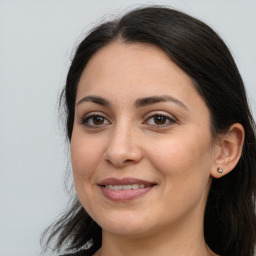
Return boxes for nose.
[103,124,143,167]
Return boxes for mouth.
[103,184,152,190]
[98,177,157,201]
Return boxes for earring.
[217,167,223,173]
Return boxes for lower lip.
[100,186,154,201]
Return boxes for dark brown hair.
[42,6,256,256]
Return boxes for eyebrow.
[135,95,188,110]
[76,95,110,106]
[76,95,188,110]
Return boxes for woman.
[42,6,256,256]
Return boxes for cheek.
[149,132,213,188]
[70,133,104,212]
[70,132,102,182]
[148,134,213,218]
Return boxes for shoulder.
[60,249,91,256]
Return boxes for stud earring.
[217,167,224,173]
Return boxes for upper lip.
[98,177,156,186]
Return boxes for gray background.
[0,0,255,256]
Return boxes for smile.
[104,184,150,190]
[99,178,156,201]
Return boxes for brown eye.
[82,114,110,127]
[154,115,167,125]
[144,114,176,128]
[93,116,105,125]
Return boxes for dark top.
[60,250,90,256]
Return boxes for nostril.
[105,158,135,168]
[124,159,133,163]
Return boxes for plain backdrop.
[0,0,255,256]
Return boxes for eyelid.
[143,111,177,127]
[144,111,176,121]
[81,111,111,127]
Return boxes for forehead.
[76,41,206,112]
[79,42,191,91]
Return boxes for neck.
[100,216,211,256]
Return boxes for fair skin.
[71,41,244,256]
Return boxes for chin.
[95,213,154,237]
[102,224,152,238]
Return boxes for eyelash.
[80,112,176,129]
[143,113,176,128]
[81,112,111,128]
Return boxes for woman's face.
[71,41,217,238]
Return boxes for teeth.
[132,184,139,189]
[123,185,131,190]
[105,184,146,190]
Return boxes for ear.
[211,123,245,178]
